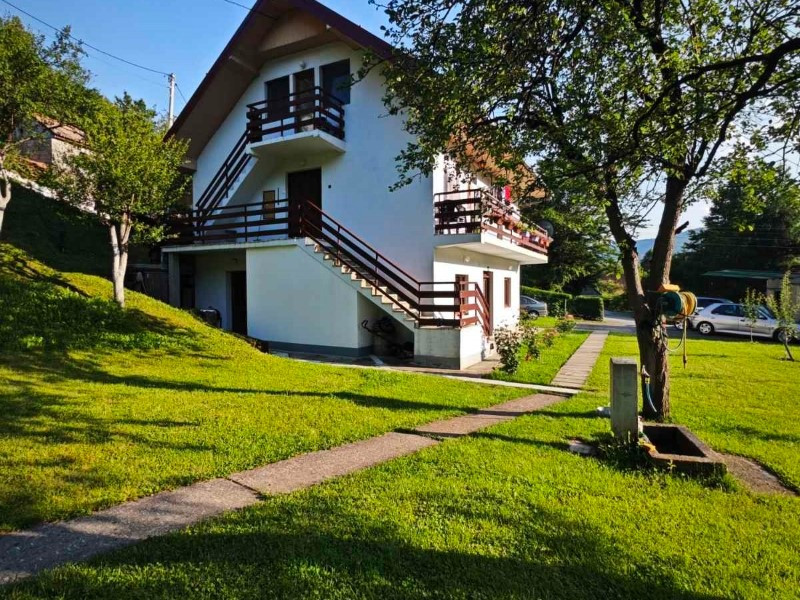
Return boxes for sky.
[2,0,708,238]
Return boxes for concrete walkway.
[0,333,608,585]
[550,331,608,389]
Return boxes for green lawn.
[600,333,800,490]
[9,334,800,599]
[487,328,589,385]
[0,242,526,532]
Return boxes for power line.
[0,0,170,77]
[175,83,189,104]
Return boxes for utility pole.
[167,73,176,127]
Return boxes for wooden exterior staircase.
[298,201,491,335]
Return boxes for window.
[321,60,351,104]
[504,277,512,308]
[262,190,277,221]
[711,304,742,317]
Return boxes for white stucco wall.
[433,246,521,331]
[245,243,373,354]
[194,251,246,330]
[193,42,436,280]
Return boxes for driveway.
[576,310,636,334]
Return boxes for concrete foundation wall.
[245,244,370,353]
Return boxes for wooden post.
[610,358,639,443]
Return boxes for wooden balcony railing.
[433,189,550,254]
[171,199,290,245]
[170,198,492,334]
[246,87,345,143]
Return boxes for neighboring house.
[18,115,86,171]
[164,0,550,368]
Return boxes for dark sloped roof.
[167,0,393,159]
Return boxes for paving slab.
[229,432,438,494]
[0,478,259,585]
[551,331,608,389]
[720,453,798,496]
[414,394,563,438]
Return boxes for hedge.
[521,285,605,320]
[521,286,571,306]
[571,295,605,321]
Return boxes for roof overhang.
[167,0,393,161]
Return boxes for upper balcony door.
[293,69,316,133]
[265,76,290,124]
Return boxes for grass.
[0,242,528,532]
[9,334,800,599]
[599,333,800,490]
[487,325,588,385]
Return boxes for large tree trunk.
[603,171,687,420]
[109,214,132,307]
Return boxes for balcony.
[170,198,293,247]
[433,189,550,264]
[245,87,346,159]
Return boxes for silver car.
[520,295,548,318]
[689,302,792,342]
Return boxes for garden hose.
[640,366,658,416]
[656,290,696,367]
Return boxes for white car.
[689,303,793,342]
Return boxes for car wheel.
[673,320,685,331]
[696,322,714,336]
[774,329,790,344]
[528,310,539,319]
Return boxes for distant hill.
[636,229,696,256]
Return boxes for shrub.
[541,329,558,348]
[556,316,577,333]
[520,320,541,361]
[571,295,605,320]
[493,325,523,373]
[604,292,630,311]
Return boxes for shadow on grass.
[4,353,480,416]
[9,501,726,599]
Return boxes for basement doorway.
[229,271,247,335]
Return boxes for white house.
[164,0,550,368]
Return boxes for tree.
[521,165,617,294]
[0,16,91,235]
[680,153,800,283]
[49,95,188,306]
[742,288,764,343]
[766,271,800,361]
[372,0,800,419]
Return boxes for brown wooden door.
[265,76,290,122]
[483,270,493,327]
[230,271,247,335]
[288,168,322,236]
